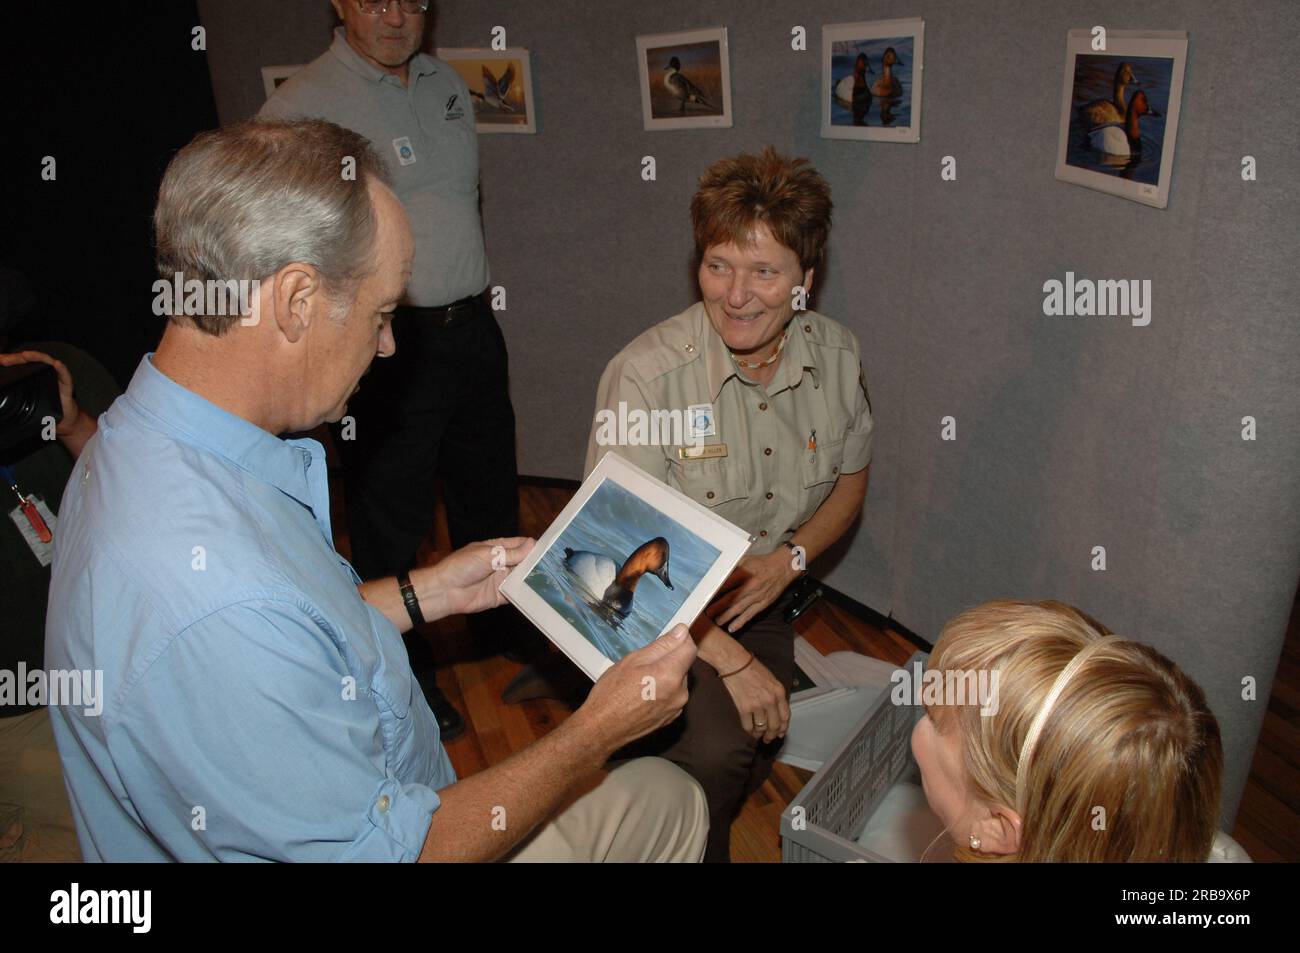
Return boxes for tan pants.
[504,757,707,862]
[0,707,82,862]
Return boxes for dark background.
[0,0,219,384]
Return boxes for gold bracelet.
[719,652,755,679]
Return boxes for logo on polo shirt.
[392,136,416,166]
[444,93,465,121]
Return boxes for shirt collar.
[696,302,820,400]
[121,355,324,519]
[329,26,437,85]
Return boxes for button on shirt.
[259,27,488,307]
[584,303,874,554]
[44,355,454,861]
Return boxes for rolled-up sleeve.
[841,336,875,474]
[108,600,441,862]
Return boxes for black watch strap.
[397,571,424,628]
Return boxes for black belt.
[398,293,482,327]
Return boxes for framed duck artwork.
[501,452,751,681]
[635,27,733,131]
[435,47,537,134]
[821,18,925,142]
[260,64,303,101]
[1054,29,1188,208]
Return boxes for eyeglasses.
[356,0,428,15]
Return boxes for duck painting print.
[501,453,751,681]
[1055,30,1187,208]
[436,47,537,134]
[636,27,732,131]
[821,19,925,142]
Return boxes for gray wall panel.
[197,0,1300,828]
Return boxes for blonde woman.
[911,600,1228,862]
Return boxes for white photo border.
[500,451,752,681]
[821,18,925,143]
[635,26,733,131]
[1053,29,1188,209]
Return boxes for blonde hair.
[927,601,1222,862]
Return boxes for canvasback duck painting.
[870,47,904,100]
[834,52,874,107]
[1087,89,1159,156]
[1077,61,1138,127]
[563,537,673,617]
[663,56,713,113]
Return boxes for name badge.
[8,493,56,566]
[392,137,417,166]
[687,403,716,439]
[678,444,728,460]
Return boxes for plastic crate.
[781,651,929,863]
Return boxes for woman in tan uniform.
[583,148,874,861]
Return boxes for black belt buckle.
[438,295,479,327]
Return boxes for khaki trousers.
[0,707,82,862]
[504,757,707,862]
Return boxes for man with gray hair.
[44,119,706,862]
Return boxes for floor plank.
[330,468,1299,862]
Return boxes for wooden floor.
[331,471,1299,862]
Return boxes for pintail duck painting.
[663,56,713,113]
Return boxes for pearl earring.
[969,834,982,851]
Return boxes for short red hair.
[690,147,833,272]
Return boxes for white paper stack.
[778,640,904,771]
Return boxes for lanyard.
[0,463,52,544]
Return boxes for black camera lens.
[0,362,62,453]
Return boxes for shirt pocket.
[800,437,845,517]
[669,454,750,508]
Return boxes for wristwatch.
[397,570,425,628]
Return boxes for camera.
[0,362,62,454]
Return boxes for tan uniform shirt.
[584,302,873,555]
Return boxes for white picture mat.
[821,18,925,143]
[1053,29,1188,209]
[635,26,733,131]
[436,47,537,134]
[500,451,752,681]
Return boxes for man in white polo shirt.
[260,1,524,738]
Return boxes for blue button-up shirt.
[45,355,455,861]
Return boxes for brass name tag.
[678,443,728,460]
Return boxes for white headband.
[1015,635,1122,810]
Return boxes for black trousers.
[613,596,797,863]
[335,295,520,652]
